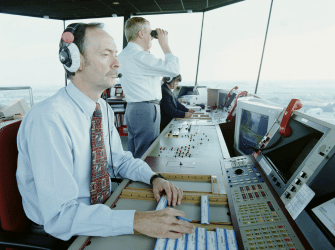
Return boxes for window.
[0,14,64,105]
[197,0,271,92]
[257,0,335,124]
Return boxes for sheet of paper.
[312,197,335,237]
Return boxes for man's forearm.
[161,45,172,54]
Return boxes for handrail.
[0,86,34,107]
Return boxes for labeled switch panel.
[226,165,264,187]
[240,222,305,250]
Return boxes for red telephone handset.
[227,91,248,121]
[279,99,303,137]
[227,86,238,98]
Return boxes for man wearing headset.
[118,17,180,159]
[16,23,194,244]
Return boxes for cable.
[104,90,117,179]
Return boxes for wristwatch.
[150,173,166,185]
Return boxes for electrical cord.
[104,91,117,179]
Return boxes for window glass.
[136,13,203,86]
[0,14,64,105]
[197,0,271,92]
[258,0,335,124]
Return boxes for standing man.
[16,22,194,243]
[118,17,180,158]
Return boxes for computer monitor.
[217,89,229,109]
[254,111,335,249]
[174,86,196,99]
[224,92,237,109]
[234,97,284,156]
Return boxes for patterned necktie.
[90,103,110,204]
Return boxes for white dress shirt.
[118,42,180,102]
[16,82,156,240]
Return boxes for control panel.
[149,124,223,159]
[226,165,264,187]
[225,156,306,249]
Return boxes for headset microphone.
[117,73,122,78]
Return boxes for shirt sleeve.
[176,100,189,112]
[22,114,138,240]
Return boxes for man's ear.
[138,30,144,39]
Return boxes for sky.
[0,0,334,91]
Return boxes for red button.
[278,225,283,228]
[285,238,291,242]
[289,248,296,250]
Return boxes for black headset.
[59,23,81,72]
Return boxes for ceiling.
[0,0,243,20]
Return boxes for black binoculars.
[150,30,158,39]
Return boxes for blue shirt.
[118,42,180,102]
[16,82,156,240]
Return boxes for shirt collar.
[66,81,97,120]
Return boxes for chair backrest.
[0,120,29,232]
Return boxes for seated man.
[16,22,194,243]
[160,75,195,131]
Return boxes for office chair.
[0,121,68,250]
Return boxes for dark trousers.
[125,102,160,158]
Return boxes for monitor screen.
[176,86,194,98]
[225,92,236,108]
[238,109,269,155]
[218,92,227,109]
[262,120,323,183]
[234,97,284,156]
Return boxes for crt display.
[218,92,227,109]
[263,120,323,183]
[224,93,237,108]
[238,109,269,155]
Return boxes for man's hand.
[185,112,193,118]
[152,178,183,207]
[133,208,195,239]
[189,109,195,113]
[156,28,172,54]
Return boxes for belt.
[141,100,160,105]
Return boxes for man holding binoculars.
[118,17,180,158]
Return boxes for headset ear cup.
[64,43,80,73]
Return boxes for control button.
[272,176,277,182]
[289,185,296,192]
[276,182,281,188]
[234,168,244,175]
[299,171,307,178]
[284,191,291,199]
[294,178,301,185]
